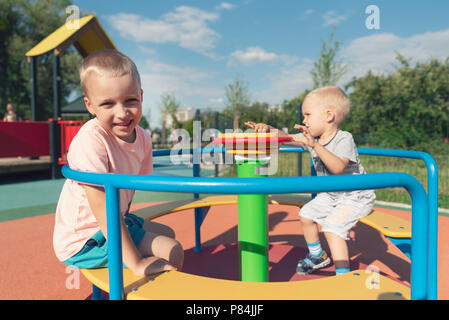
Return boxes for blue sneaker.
[296,252,331,275]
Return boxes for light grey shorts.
[299,191,375,240]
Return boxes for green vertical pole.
[236,155,269,282]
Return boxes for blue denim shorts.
[63,213,146,269]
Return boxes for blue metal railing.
[358,148,438,300]
[279,146,438,299]
[63,166,430,300]
[61,146,438,300]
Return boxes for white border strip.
[375,200,449,214]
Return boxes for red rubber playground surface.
[1,198,449,300]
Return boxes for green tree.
[310,26,348,88]
[159,92,181,144]
[344,54,449,152]
[280,90,310,131]
[159,92,181,128]
[238,101,269,127]
[0,0,83,120]
[138,107,151,130]
[138,115,149,130]
[224,74,251,130]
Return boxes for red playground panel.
[0,121,50,157]
[58,120,85,164]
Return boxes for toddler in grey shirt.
[246,86,375,276]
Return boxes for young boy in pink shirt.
[53,49,184,276]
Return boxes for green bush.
[343,55,449,151]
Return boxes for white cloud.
[299,9,315,22]
[399,29,449,61]
[229,46,277,65]
[142,59,221,100]
[209,97,224,104]
[305,9,314,15]
[216,2,235,11]
[106,6,220,57]
[139,59,223,128]
[137,45,158,56]
[322,10,347,27]
[340,33,399,79]
[134,18,449,128]
[341,28,449,80]
[259,28,449,106]
[145,59,212,82]
[228,46,298,66]
[251,58,314,106]
[279,54,300,66]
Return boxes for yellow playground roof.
[25,15,116,57]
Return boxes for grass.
[218,150,449,209]
[359,153,448,209]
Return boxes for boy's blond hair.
[80,49,141,97]
[304,86,350,124]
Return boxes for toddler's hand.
[294,124,316,148]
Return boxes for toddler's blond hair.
[80,49,141,97]
[304,86,350,124]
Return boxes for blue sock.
[307,240,324,257]
[336,267,350,275]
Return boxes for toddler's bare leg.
[300,216,320,244]
[324,232,349,269]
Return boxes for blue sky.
[72,0,449,129]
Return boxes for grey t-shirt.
[298,129,375,199]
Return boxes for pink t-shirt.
[53,118,153,262]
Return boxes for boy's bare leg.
[137,232,184,273]
[135,256,178,275]
[137,222,184,274]
[143,220,176,238]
